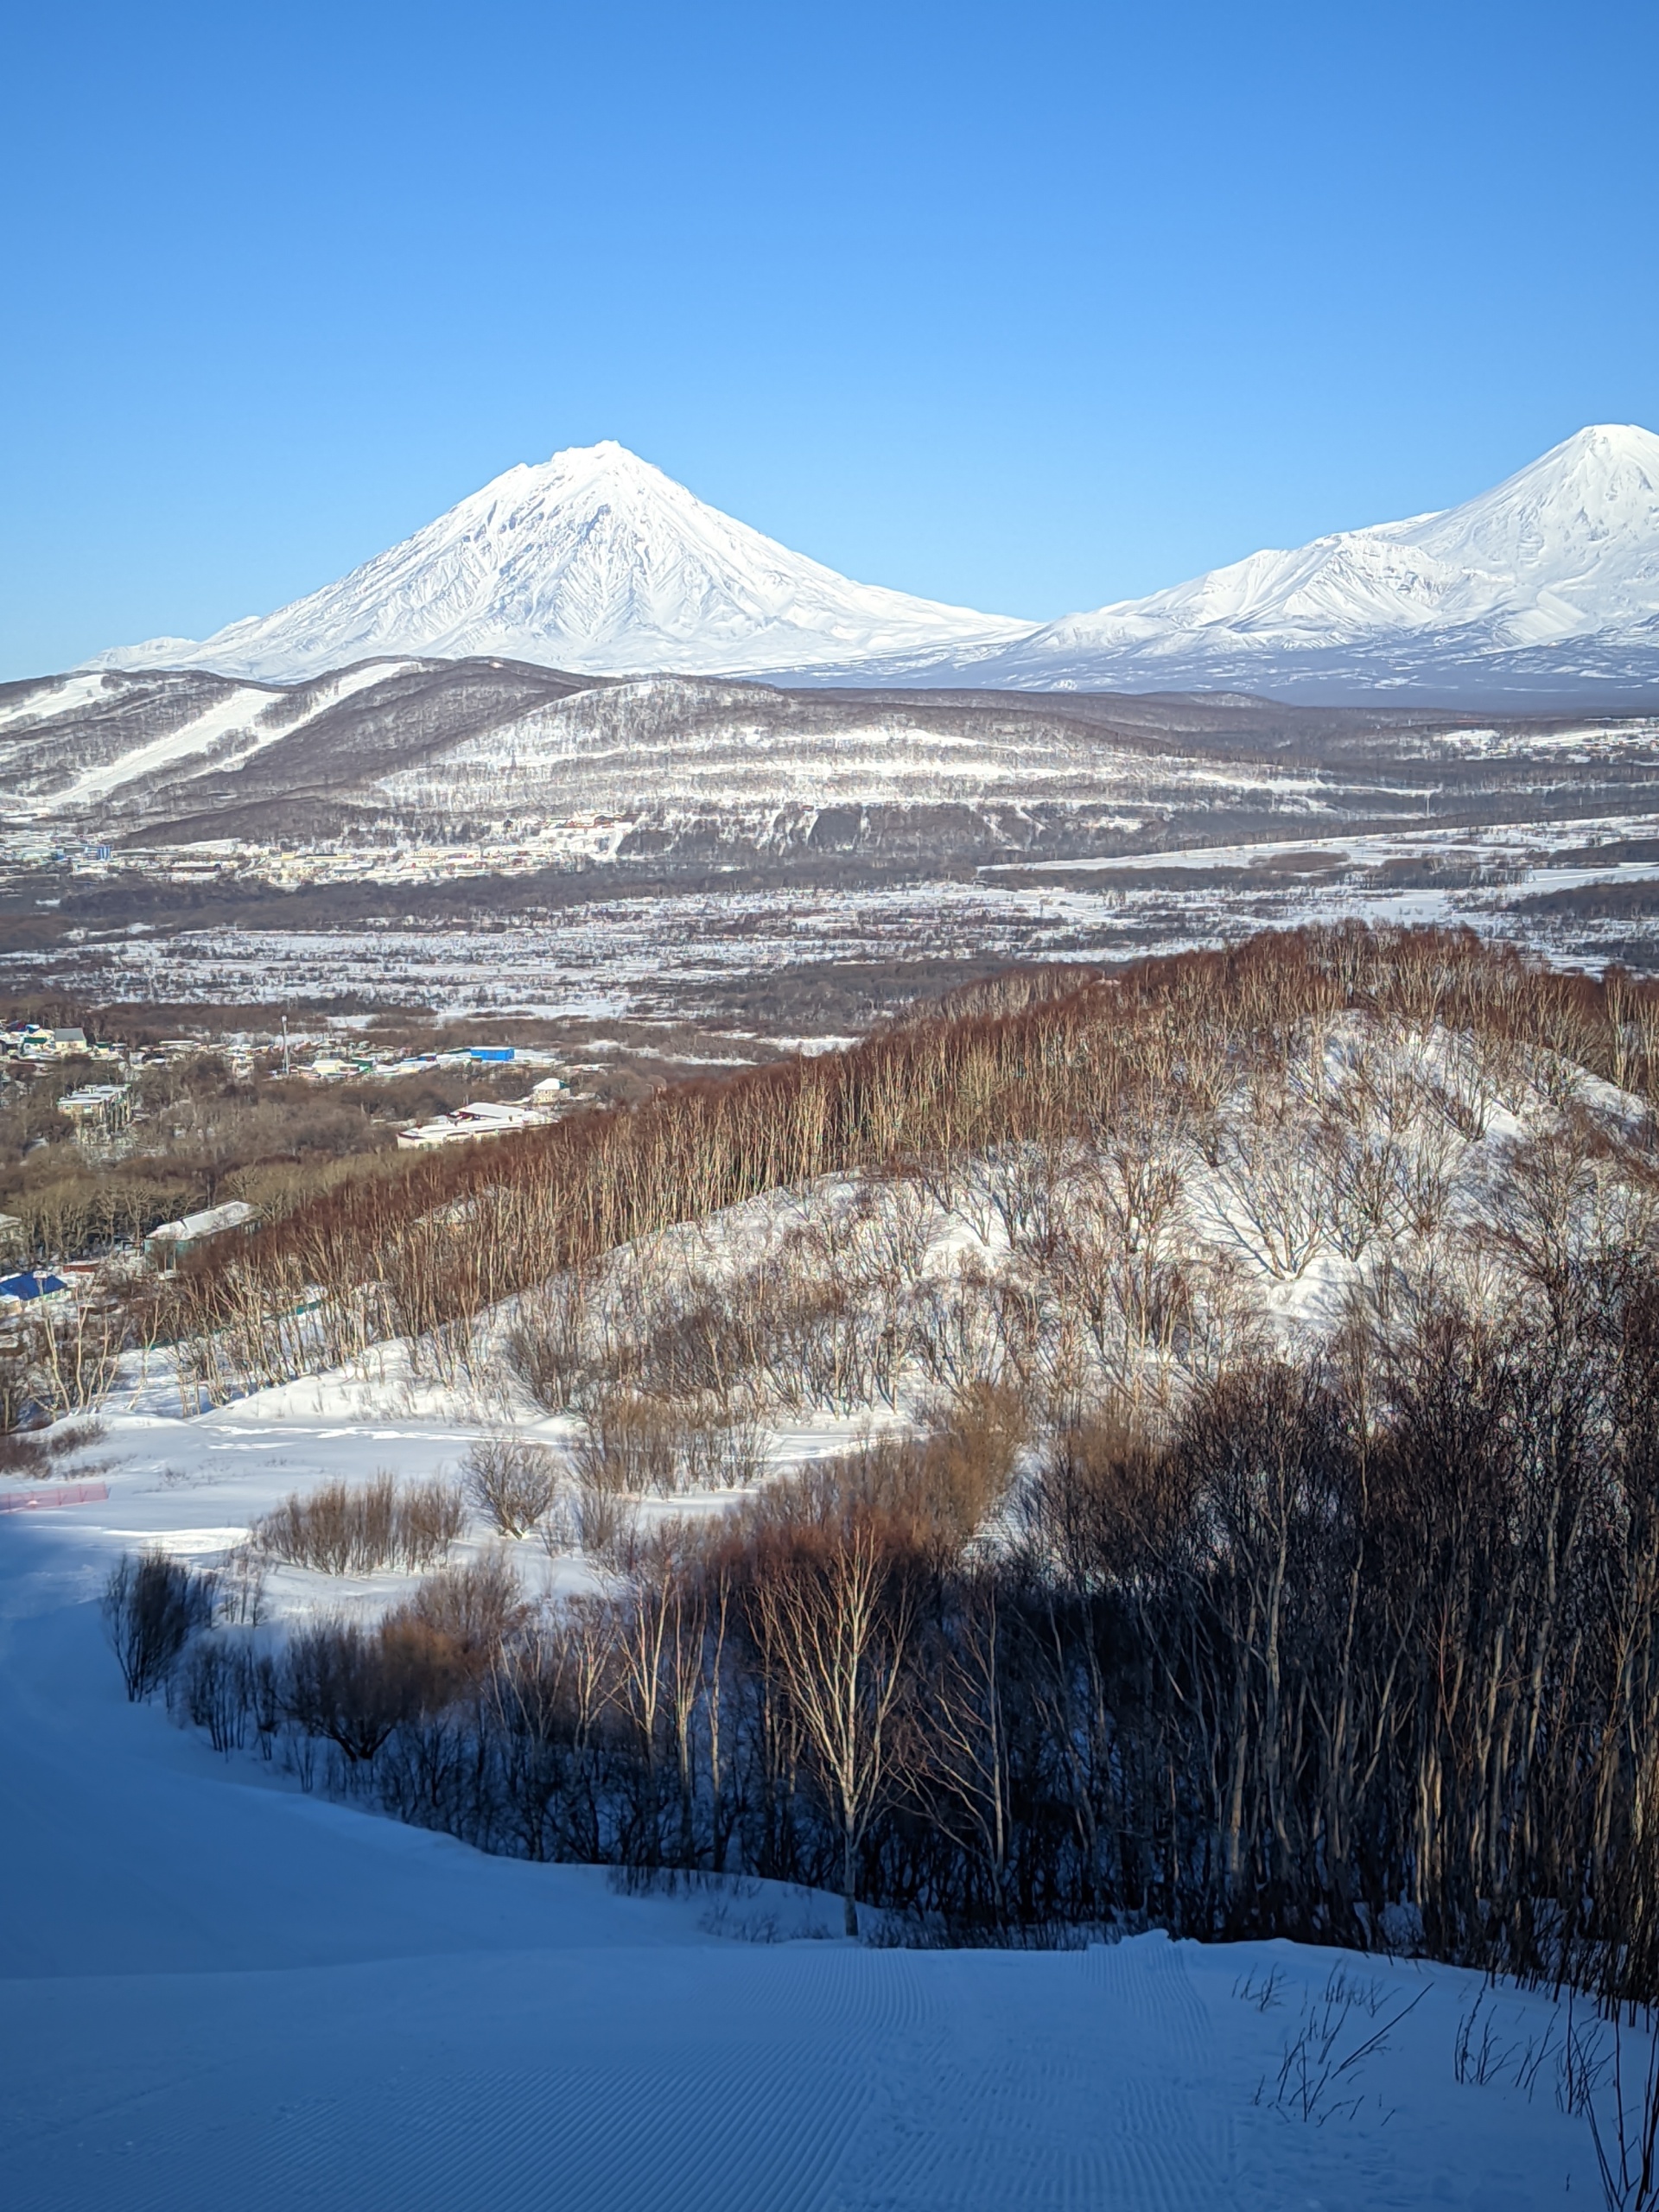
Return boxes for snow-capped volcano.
[86,425,1659,701]
[95,442,1032,682]
[969,423,1659,696]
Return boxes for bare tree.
[103,1550,213,1700]
[461,1434,562,1537]
[916,1575,1013,1914]
[750,1520,916,1936]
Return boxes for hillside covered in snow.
[8,649,1658,863]
[968,423,1659,701]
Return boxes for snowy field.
[0,1395,1624,2210]
[16,807,1659,1037]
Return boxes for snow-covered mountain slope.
[952,424,1659,698]
[2,1414,1599,2206]
[0,659,434,810]
[11,652,1659,868]
[93,442,1032,683]
[0,660,1363,850]
[73,424,1659,702]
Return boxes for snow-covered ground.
[0,1397,1625,2209]
[16,809,1659,1037]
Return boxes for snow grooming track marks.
[1083,1929,1211,2054]
[5,1967,880,2212]
[772,1937,941,2032]
[204,2054,873,2212]
[831,1944,1231,2211]
[6,1938,1230,2212]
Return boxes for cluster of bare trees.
[104,1549,214,1700]
[1,1284,147,1430]
[130,1256,1659,2005]
[481,1044,1654,1450]
[139,926,1659,1421]
[251,1471,465,1573]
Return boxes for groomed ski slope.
[0,1405,1611,2210]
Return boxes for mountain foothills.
[81,423,1659,702]
[8,657,1658,859]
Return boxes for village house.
[57,1083,132,1138]
[396,1098,556,1149]
[143,1199,259,1274]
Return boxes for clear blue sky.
[3,0,1656,677]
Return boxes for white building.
[396,1100,556,1150]
[143,1199,259,1272]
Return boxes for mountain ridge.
[958,423,1659,695]
[85,426,1659,702]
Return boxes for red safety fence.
[0,1481,110,1513]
